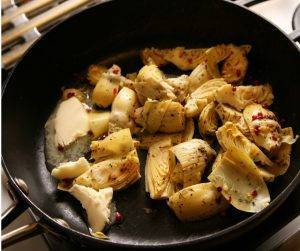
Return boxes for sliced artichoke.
[138,133,182,150]
[185,78,227,117]
[215,84,274,111]
[88,111,110,138]
[265,127,298,176]
[134,65,176,104]
[199,102,218,136]
[140,47,169,66]
[87,64,108,85]
[171,139,216,189]
[189,62,212,93]
[212,150,224,171]
[244,104,281,152]
[109,87,138,134]
[51,157,90,180]
[91,128,135,162]
[145,138,175,199]
[69,184,113,233]
[75,149,140,190]
[168,182,228,221]
[216,122,273,166]
[215,103,251,138]
[181,118,195,142]
[166,75,190,103]
[208,147,270,213]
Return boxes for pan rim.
[2,0,300,248]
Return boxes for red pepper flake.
[236,69,241,77]
[272,134,278,141]
[115,212,123,223]
[254,125,260,135]
[252,112,264,121]
[57,145,64,152]
[228,196,232,203]
[262,103,269,109]
[112,68,120,74]
[217,186,222,192]
[187,58,193,64]
[113,88,118,95]
[67,92,75,98]
[251,190,258,197]
[179,50,185,58]
[232,86,237,92]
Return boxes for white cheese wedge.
[51,157,90,180]
[54,97,90,147]
[69,184,113,233]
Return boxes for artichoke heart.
[181,118,195,142]
[215,84,274,111]
[199,102,218,136]
[208,146,270,213]
[109,87,138,134]
[168,182,228,221]
[88,111,110,138]
[91,128,135,162]
[139,133,182,150]
[243,104,281,152]
[216,122,273,166]
[171,139,216,189]
[189,62,212,93]
[145,138,175,199]
[134,65,176,104]
[75,149,140,190]
[69,184,113,233]
[185,78,227,117]
[215,103,251,138]
[166,75,190,103]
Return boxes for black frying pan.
[2,0,300,249]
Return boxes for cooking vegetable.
[199,102,218,136]
[171,139,216,189]
[189,62,212,93]
[91,128,135,162]
[166,75,189,103]
[62,88,86,102]
[54,97,90,147]
[181,118,195,142]
[75,149,140,190]
[51,157,90,180]
[88,111,110,138]
[215,84,274,111]
[208,146,270,213]
[215,103,251,138]
[145,138,175,199]
[109,87,138,134]
[87,64,108,85]
[185,78,227,117]
[216,122,273,166]
[243,104,281,152]
[69,184,113,233]
[168,182,228,221]
[138,133,182,150]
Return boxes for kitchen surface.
[2,0,300,250]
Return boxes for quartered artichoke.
[199,102,218,136]
[88,111,110,139]
[134,65,176,104]
[168,182,228,221]
[75,149,140,190]
[166,75,190,103]
[243,104,281,152]
[185,78,227,117]
[189,62,213,93]
[208,146,270,213]
[170,139,216,189]
[91,128,135,162]
[215,103,251,138]
[145,138,175,199]
[215,84,274,111]
[216,122,273,166]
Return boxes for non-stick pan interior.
[2,0,300,248]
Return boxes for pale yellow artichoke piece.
[54,97,90,148]
[51,157,90,180]
[140,47,170,66]
[69,184,112,233]
[138,133,182,150]
[108,87,138,134]
[208,147,270,213]
[171,139,216,188]
[91,128,135,162]
[62,88,86,102]
[189,62,212,93]
[181,119,195,142]
[185,78,227,117]
[168,182,228,221]
[145,138,175,199]
[199,102,218,136]
[215,84,274,111]
[134,65,176,104]
[212,150,224,171]
[75,150,140,190]
[88,111,110,138]
[215,103,251,138]
[216,122,273,166]
[265,127,298,176]
[257,167,275,182]
[166,75,190,103]
[221,44,251,84]
[87,64,108,85]
[244,104,281,152]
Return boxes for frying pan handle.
[1,178,29,229]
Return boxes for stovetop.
[2,0,300,250]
